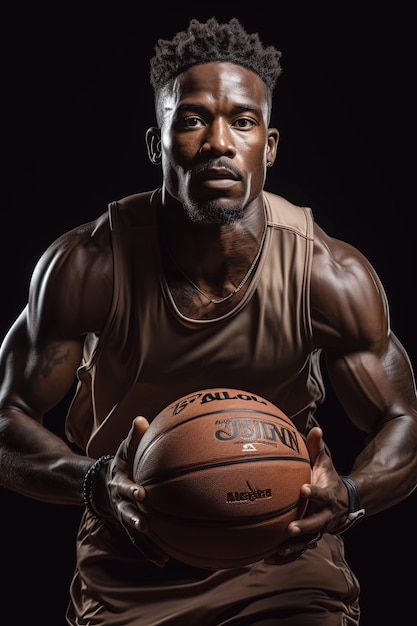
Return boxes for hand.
[107,416,169,567]
[266,426,352,563]
[264,530,324,564]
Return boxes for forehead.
[160,62,268,115]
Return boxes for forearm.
[0,409,92,505]
[349,414,417,516]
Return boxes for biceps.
[0,309,83,419]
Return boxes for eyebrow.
[175,102,262,115]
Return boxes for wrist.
[83,454,114,520]
[338,476,365,533]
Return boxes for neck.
[158,195,267,308]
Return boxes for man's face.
[155,62,278,223]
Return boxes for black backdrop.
[2,4,415,624]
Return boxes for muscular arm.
[325,333,417,515]
[312,224,417,517]
[0,308,90,503]
[0,219,113,504]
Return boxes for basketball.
[132,388,311,569]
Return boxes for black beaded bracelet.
[339,476,365,533]
[83,454,114,518]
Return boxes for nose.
[199,119,236,158]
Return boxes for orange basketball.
[132,388,311,569]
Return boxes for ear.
[266,127,280,168]
[145,127,162,165]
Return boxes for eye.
[233,117,257,129]
[183,116,206,129]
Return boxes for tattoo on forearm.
[41,344,70,378]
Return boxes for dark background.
[1,4,415,624]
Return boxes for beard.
[182,197,244,225]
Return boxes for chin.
[184,197,244,225]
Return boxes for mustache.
[191,158,243,179]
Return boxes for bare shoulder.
[311,222,389,351]
[28,211,113,339]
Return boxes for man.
[0,16,416,625]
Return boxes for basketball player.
[0,17,416,625]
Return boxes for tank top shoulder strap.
[92,189,159,361]
[108,189,159,232]
[263,190,314,241]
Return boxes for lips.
[194,167,241,182]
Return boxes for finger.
[305,426,324,464]
[264,550,306,565]
[118,506,169,567]
[117,480,146,502]
[130,416,150,450]
[126,416,150,473]
[274,539,309,559]
[274,529,323,559]
[288,513,328,536]
[305,530,323,549]
[119,501,148,533]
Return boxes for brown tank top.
[66,189,324,456]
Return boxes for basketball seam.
[139,455,310,487]
[141,500,299,526]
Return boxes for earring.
[266,161,273,168]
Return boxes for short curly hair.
[150,17,283,99]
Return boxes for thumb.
[305,426,325,465]
[126,416,150,477]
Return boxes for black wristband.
[83,454,114,519]
[339,476,365,533]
